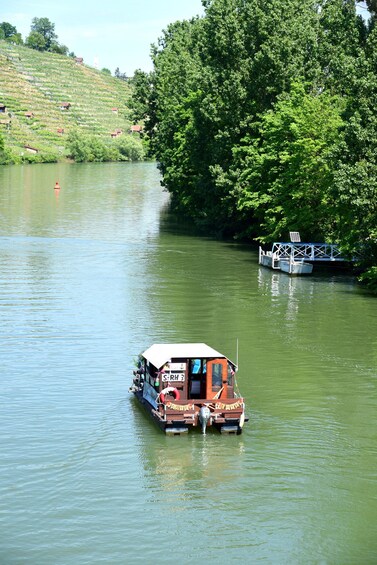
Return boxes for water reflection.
[130,398,246,505]
[258,266,318,298]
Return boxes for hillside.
[0,41,140,162]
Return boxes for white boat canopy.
[141,343,234,370]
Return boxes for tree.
[25,31,46,51]
[7,33,23,45]
[50,43,68,55]
[365,0,377,15]
[233,83,345,242]
[25,17,70,53]
[0,22,17,38]
[0,130,11,165]
[136,0,376,287]
[114,67,128,80]
[130,70,153,124]
[328,20,377,286]
[29,17,57,50]
[114,135,145,161]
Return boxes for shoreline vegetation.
[1,2,377,291]
[131,0,377,292]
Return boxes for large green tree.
[0,21,22,44]
[329,18,377,287]
[0,22,17,38]
[233,83,345,242]
[25,31,47,51]
[134,0,376,287]
[25,17,67,53]
[30,17,57,49]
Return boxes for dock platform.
[259,240,347,275]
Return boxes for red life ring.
[160,387,180,404]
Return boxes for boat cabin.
[130,343,246,435]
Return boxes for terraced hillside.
[0,41,138,161]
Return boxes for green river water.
[0,162,376,564]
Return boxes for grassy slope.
[0,41,134,159]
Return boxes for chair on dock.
[289,231,301,242]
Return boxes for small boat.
[130,343,247,435]
[279,259,313,275]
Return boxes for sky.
[1,0,205,75]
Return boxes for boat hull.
[132,388,245,435]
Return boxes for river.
[0,162,376,564]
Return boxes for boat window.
[227,364,234,387]
[212,363,223,390]
[190,359,201,374]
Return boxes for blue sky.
[1,0,205,75]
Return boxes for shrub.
[114,135,145,161]
[359,266,377,294]
[66,130,112,162]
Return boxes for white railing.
[259,248,280,269]
[270,243,345,262]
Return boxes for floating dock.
[259,235,347,275]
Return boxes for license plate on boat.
[162,373,185,382]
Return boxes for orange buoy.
[54,181,61,190]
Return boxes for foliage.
[131,0,377,288]
[66,131,145,163]
[25,31,47,51]
[30,18,57,49]
[365,0,377,15]
[233,84,345,242]
[50,43,69,55]
[0,22,23,44]
[7,33,23,45]
[21,150,59,164]
[115,67,128,81]
[25,17,68,54]
[0,22,17,38]
[359,266,377,292]
[328,19,377,274]
[113,135,145,161]
[66,131,111,162]
[0,131,5,163]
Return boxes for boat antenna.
[236,338,239,370]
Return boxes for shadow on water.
[159,204,358,285]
